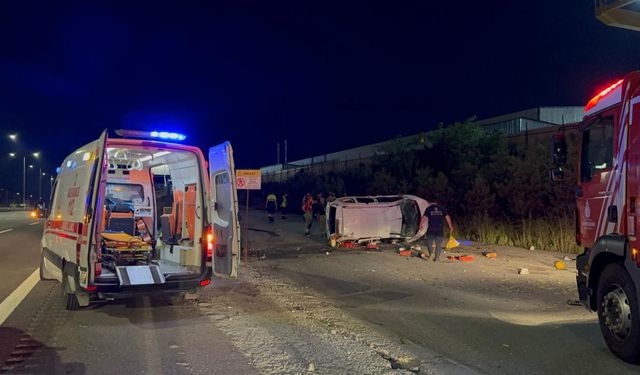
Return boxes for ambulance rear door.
[208,142,240,278]
[81,130,109,287]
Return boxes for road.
[246,212,640,375]
[0,212,258,374]
[3,207,640,374]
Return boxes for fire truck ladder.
[596,0,640,31]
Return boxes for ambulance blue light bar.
[115,129,187,141]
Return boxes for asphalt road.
[249,213,640,375]
[0,211,43,303]
[0,212,258,374]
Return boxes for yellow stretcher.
[101,232,152,269]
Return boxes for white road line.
[0,269,39,325]
[0,229,14,234]
[29,221,41,226]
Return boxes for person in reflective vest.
[266,193,277,223]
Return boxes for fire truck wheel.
[597,263,640,364]
[61,267,80,311]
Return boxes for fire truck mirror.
[550,167,564,182]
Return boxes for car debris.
[325,195,430,245]
[554,260,567,270]
[447,255,475,262]
[518,268,530,275]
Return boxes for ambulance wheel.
[39,252,51,281]
[597,263,640,364]
[61,267,80,311]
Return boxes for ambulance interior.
[97,146,203,281]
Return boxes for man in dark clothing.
[423,201,453,262]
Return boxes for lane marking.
[0,269,39,326]
[0,229,14,234]
[29,221,41,226]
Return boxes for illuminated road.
[0,212,258,374]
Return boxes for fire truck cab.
[39,130,240,310]
[554,71,640,363]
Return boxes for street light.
[8,134,17,141]
[8,150,40,207]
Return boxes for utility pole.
[284,139,288,165]
[22,156,25,207]
[276,142,281,164]
[38,167,42,201]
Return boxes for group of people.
[301,192,336,236]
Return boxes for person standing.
[423,200,453,262]
[314,193,326,237]
[266,192,277,223]
[302,193,314,236]
[280,193,288,219]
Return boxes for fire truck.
[553,71,640,363]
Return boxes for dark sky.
[2,0,640,186]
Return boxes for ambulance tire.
[61,266,80,311]
[39,252,51,281]
[597,263,640,364]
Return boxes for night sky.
[2,1,640,196]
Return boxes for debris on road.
[340,241,357,249]
[307,361,316,372]
[482,251,497,259]
[529,246,535,251]
[554,260,567,270]
[518,268,530,275]
[447,255,475,262]
[397,249,412,257]
[567,299,582,306]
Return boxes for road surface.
[0,211,258,374]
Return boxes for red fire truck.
[553,71,640,363]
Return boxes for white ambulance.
[39,129,240,310]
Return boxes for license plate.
[116,265,165,286]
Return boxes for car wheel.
[597,263,640,364]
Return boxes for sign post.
[235,170,262,263]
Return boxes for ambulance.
[39,129,240,310]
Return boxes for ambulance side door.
[208,142,240,278]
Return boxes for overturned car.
[326,195,430,244]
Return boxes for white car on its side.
[325,195,430,244]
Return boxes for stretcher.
[101,232,153,271]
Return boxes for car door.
[208,142,240,278]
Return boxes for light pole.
[8,134,40,208]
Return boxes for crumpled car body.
[326,195,430,243]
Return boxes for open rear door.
[208,142,240,278]
[81,130,108,288]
